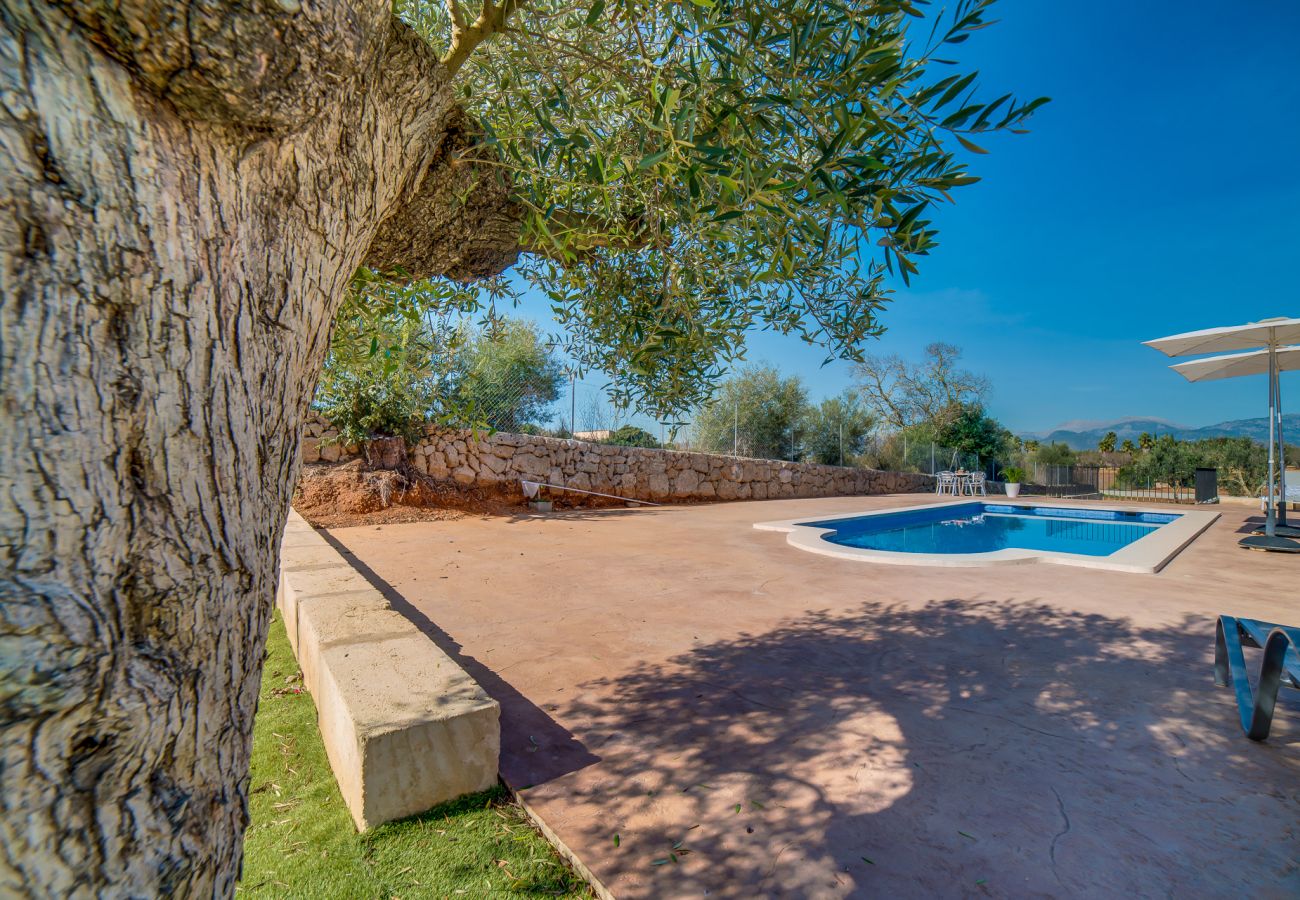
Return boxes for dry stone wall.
[301,415,934,502]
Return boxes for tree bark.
[0,1,522,893]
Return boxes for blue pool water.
[806,503,1180,557]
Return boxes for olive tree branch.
[445,0,466,30]
[441,0,521,77]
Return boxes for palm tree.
[1098,431,1117,453]
[1139,432,1155,451]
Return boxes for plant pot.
[1005,483,1021,498]
[529,500,553,512]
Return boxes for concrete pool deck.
[325,494,1300,898]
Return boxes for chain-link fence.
[462,375,1003,472]
[450,371,1015,475]
[445,369,668,444]
[867,435,988,476]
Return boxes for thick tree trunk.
[0,1,522,893]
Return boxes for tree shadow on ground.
[545,598,1300,897]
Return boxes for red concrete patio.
[324,495,1300,898]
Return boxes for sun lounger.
[1214,616,1300,740]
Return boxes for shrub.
[602,425,660,448]
[1034,442,1076,466]
[315,317,436,448]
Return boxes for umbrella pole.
[1277,364,1288,527]
[1266,343,1277,536]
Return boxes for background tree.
[1098,431,1117,453]
[870,419,941,472]
[0,0,1042,892]
[1120,438,1138,454]
[802,391,877,466]
[691,364,808,460]
[1139,432,1156,451]
[1034,442,1077,466]
[316,281,565,439]
[1120,435,1194,488]
[448,319,566,432]
[936,402,1013,465]
[1116,435,1289,496]
[576,391,615,435]
[854,342,991,430]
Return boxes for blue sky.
[505,0,1300,434]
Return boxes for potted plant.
[1001,467,1025,498]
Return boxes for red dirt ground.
[292,460,637,528]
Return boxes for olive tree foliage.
[854,341,991,430]
[377,0,1047,418]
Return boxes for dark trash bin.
[1195,467,1219,504]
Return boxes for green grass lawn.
[239,611,590,898]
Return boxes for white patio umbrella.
[1143,316,1300,356]
[1170,345,1300,538]
[1145,317,1300,551]
[1171,344,1300,383]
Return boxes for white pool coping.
[753,499,1220,574]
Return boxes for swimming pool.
[754,500,1220,573]
[809,503,1178,556]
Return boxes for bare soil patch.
[293,458,651,528]
[293,461,509,528]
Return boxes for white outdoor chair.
[966,472,987,496]
[936,471,958,495]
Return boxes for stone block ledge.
[276,508,500,830]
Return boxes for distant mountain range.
[1024,415,1300,450]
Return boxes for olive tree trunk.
[0,1,522,893]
